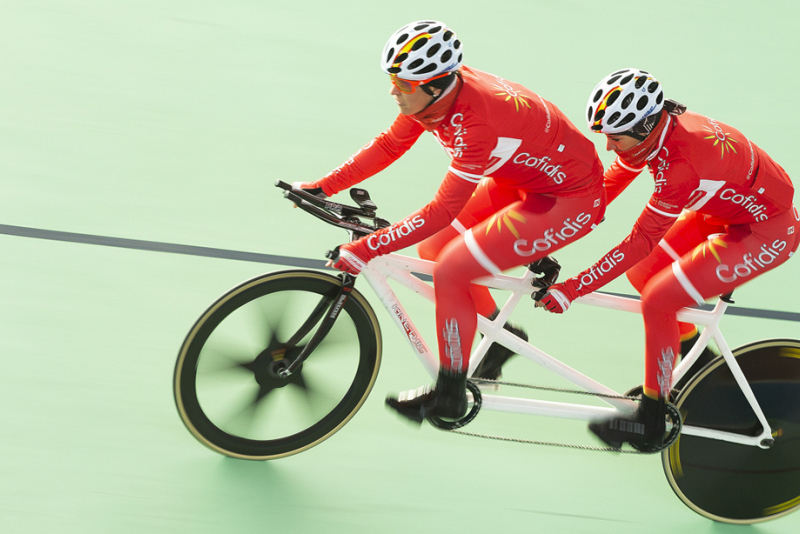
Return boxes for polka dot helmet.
[381,21,463,81]
[586,68,664,134]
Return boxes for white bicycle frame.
[361,252,775,450]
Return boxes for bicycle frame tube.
[362,255,638,417]
[362,253,773,448]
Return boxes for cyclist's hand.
[539,280,580,314]
[291,182,328,207]
[328,242,371,275]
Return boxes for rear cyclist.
[296,20,606,423]
[540,68,798,450]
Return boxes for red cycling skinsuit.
[565,109,797,399]
[311,65,605,372]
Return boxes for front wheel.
[662,339,800,523]
[174,270,382,460]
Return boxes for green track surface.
[1,1,799,532]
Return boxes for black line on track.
[1,223,798,323]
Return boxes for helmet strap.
[621,109,664,141]
[420,72,456,100]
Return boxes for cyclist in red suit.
[540,68,798,451]
[294,20,606,423]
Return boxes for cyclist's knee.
[433,250,485,290]
[432,257,461,288]
[418,227,459,261]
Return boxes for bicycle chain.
[438,378,658,454]
[469,378,642,400]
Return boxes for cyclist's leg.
[417,178,521,317]
[626,211,726,346]
[640,207,799,401]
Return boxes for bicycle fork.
[276,273,357,378]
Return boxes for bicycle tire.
[174,270,382,460]
[662,338,800,523]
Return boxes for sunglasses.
[390,72,452,94]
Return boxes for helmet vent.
[396,34,409,45]
[426,43,441,57]
[441,49,453,63]
[414,63,438,75]
[617,112,637,127]
[636,95,649,110]
[443,30,453,41]
[411,38,428,51]
[621,93,634,109]
[408,58,424,70]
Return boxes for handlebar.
[275,180,391,239]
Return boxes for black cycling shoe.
[386,369,467,424]
[473,320,528,380]
[588,395,667,452]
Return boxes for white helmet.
[586,68,664,134]
[381,21,463,80]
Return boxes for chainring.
[427,381,483,430]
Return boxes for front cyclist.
[540,68,798,450]
[295,21,606,423]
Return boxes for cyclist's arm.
[604,156,645,204]
[565,160,698,297]
[310,114,425,196]
[569,206,676,295]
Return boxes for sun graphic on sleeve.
[486,209,527,238]
[702,125,739,158]
[691,236,729,264]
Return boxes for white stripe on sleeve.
[646,203,681,218]
[448,166,483,184]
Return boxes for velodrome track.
[1,2,798,533]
